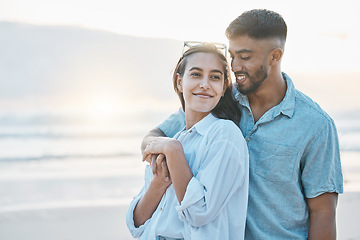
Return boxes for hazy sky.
[1,0,359,115]
[0,0,358,40]
[1,0,359,72]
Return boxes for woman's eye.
[190,72,201,77]
[211,75,221,80]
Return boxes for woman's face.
[177,52,226,117]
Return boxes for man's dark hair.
[225,9,287,42]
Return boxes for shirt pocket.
[254,141,298,182]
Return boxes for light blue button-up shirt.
[156,73,343,239]
[127,114,249,239]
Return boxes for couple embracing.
[126,9,343,240]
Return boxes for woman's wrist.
[163,139,183,158]
[150,175,170,193]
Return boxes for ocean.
[0,111,167,213]
[0,110,359,212]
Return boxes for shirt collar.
[233,72,296,118]
[279,72,296,118]
[188,113,218,136]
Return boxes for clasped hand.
[142,137,174,184]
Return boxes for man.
[141,9,343,239]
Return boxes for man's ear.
[176,73,183,92]
[269,48,283,65]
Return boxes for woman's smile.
[192,92,213,98]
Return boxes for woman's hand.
[143,137,178,180]
[143,137,192,203]
[133,152,171,227]
[150,154,172,190]
[142,137,178,162]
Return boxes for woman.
[126,43,249,240]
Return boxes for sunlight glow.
[85,94,120,123]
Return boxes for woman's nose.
[199,77,210,89]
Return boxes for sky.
[0,0,359,116]
[1,0,359,72]
[0,0,358,40]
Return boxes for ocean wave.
[0,132,142,139]
[0,153,136,162]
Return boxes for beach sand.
[0,153,359,240]
[337,192,360,240]
[0,205,132,240]
[0,192,359,240]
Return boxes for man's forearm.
[308,210,336,239]
[141,128,166,154]
[307,192,338,240]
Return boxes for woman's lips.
[193,92,213,98]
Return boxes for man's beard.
[237,65,268,95]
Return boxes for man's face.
[228,35,270,95]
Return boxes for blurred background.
[0,0,359,239]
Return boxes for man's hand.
[141,128,169,179]
[150,154,170,182]
[149,153,172,190]
[141,128,166,154]
[143,137,180,181]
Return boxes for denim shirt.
[157,73,343,239]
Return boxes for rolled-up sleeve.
[176,177,206,222]
[126,166,152,238]
[175,123,247,227]
[301,119,343,198]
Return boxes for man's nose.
[231,58,244,73]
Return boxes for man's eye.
[241,56,250,60]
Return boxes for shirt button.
[246,137,250,142]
